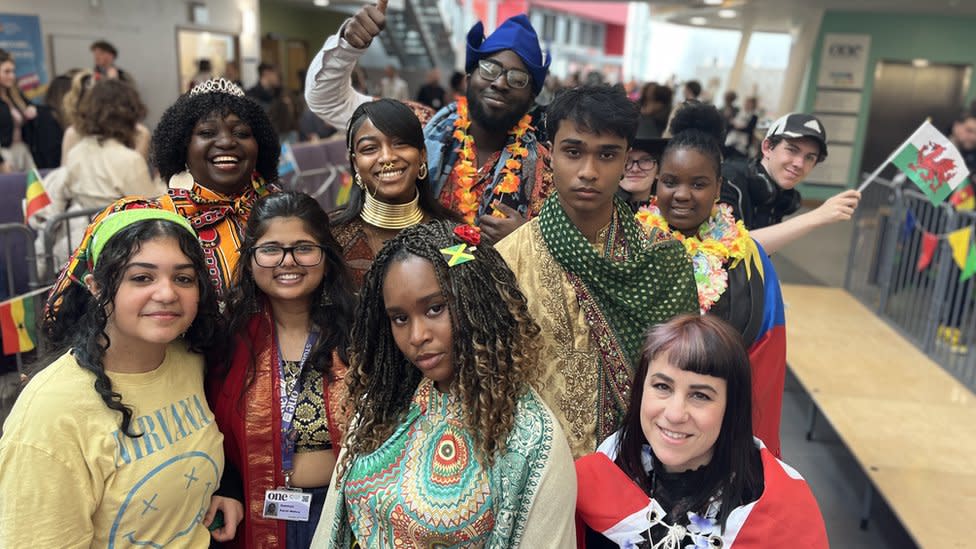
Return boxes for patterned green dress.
[318,378,570,548]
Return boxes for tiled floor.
[773,213,918,549]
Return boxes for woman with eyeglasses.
[619,118,667,213]
[208,191,357,548]
[332,99,459,288]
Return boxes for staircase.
[378,0,457,72]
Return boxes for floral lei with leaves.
[451,96,533,224]
[636,198,753,312]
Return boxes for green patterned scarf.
[538,194,698,363]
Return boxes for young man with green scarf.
[497,85,698,458]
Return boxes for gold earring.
[354,173,365,189]
[418,163,428,179]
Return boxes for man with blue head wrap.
[305,2,553,242]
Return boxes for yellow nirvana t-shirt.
[0,341,224,548]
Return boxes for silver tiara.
[189,78,245,98]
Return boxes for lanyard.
[275,330,318,476]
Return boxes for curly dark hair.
[42,220,222,437]
[151,89,279,184]
[223,192,356,386]
[340,220,541,475]
[76,79,146,148]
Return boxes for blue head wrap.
[465,14,550,95]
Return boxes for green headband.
[89,209,197,266]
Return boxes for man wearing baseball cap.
[722,112,860,253]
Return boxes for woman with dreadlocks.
[0,210,229,546]
[209,192,356,548]
[311,220,576,548]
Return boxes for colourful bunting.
[962,243,976,282]
[900,210,916,242]
[946,227,971,269]
[917,232,938,272]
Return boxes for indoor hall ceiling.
[649,0,976,32]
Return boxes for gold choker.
[360,191,425,230]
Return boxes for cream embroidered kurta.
[497,218,697,458]
[497,220,607,458]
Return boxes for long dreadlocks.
[341,219,541,473]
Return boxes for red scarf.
[207,307,347,548]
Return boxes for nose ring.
[381,162,395,171]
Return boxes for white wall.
[3,0,260,128]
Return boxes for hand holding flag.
[859,120,971,206]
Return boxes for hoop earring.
[418,163,428,180]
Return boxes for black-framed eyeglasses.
[250,244,326,268]
[477,59,531,89]
[625,157,658,171]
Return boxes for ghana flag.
[0,287,49,354]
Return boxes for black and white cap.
[765,113,828,159]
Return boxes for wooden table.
[782,283,976,549]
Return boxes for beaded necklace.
[450,96,533,224]
[636,198,753,312]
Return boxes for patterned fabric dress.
[314,378,577,548]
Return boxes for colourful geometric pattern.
[328,379,557,548]
[344,379,494,547]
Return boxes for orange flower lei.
[451,96,533,224]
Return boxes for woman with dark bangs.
[575,314,827,548]
[312,219,575,548]
[209,192,356,548]
[331,98,459,288]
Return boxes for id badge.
[263,489,312,522]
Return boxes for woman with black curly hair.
[209,192,356,548]
[331,98,459,287]
[635,101,788,456]
[0,209,232,546]
[47,78,280,299]
[311,220,576,548]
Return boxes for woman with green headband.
[0,210,236,546]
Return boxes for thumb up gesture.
[342,0,389,49]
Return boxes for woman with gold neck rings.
[331,99,460,288]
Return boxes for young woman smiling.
[331,99,458,288]
[635,102,788,457]
[209,192,355,548]
[575,314,827,548]
[0,210,229,546]
[48,78,281,301]
[311,220,576,548]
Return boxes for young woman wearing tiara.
[312,220,576,548]
[0,210,232,545]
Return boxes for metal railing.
[845,176,976,389]
[0,223,41,375]
[35,207,103,284]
